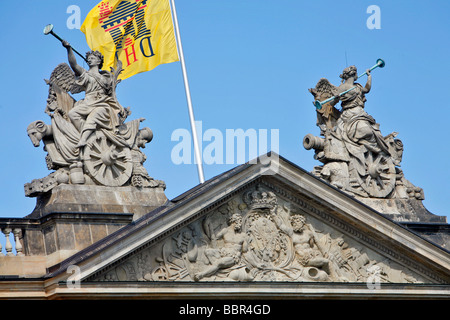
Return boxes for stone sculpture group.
[25,41,164,197]
[304,64,424,201]
[23,48,434,284]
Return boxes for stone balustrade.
[0,212,133,277]
[0,219,37,257]
[0,227,23,256]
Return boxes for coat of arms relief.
[95,184,425,283]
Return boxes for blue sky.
[0,0,449,221]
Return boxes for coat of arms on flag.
[81,0,179,80]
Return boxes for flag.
[80,0,179,80]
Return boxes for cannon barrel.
[303,134,325,151]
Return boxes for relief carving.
[97,185,424,283]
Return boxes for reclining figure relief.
[96,185,423,283]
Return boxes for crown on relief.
[243,185,277,210]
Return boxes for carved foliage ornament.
[95,186,424,283]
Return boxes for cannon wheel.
[84,134,132,187]
[357,151,396,198]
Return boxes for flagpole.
[169,0,205,184]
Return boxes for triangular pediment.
[45,155,450,298]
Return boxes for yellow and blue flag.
[80,0,179,80]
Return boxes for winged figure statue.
[25,42,164,197]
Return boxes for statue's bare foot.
[193,273,202,282]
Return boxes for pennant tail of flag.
[80,0,179,80]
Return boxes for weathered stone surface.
[73,223,92,250]
[43,225,57,255]
[23,228,46,256]
[18,211,133,269]
[0,256,47,278]
[26,184,168,220]
[91,224,108,243]
[401,222,450,251]
[355,197,446,223]
[55,223,75,250]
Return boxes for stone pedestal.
[354,196,447,223]
[15,184,169,270]
[22,212,133,268]
[26,184,168,221]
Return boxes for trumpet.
[43,24,88,63]
[313,58,385,110]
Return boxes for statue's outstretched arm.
[363,69,372,94]
[62,40,84,77]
